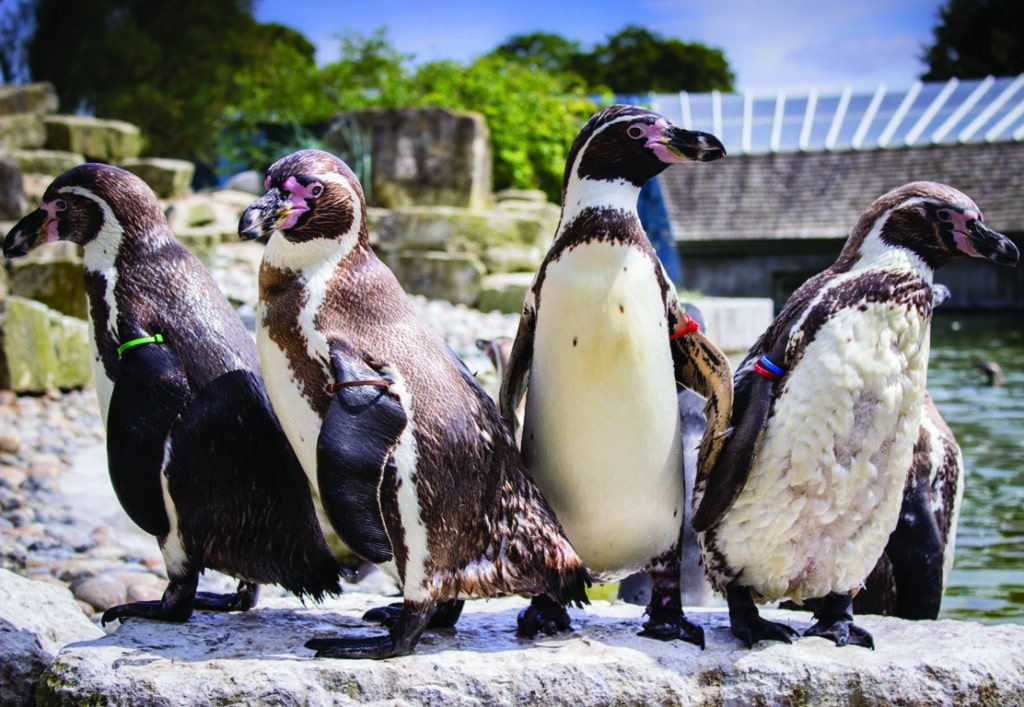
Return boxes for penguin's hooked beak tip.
[238,197,282,241]
[3,209,47,259]
[665,128,726,163]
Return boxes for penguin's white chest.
[713,302,929,602]
[523,243,683,577]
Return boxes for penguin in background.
[693,182,1018,649]
[238,149,589,660]
[2,164,341,623]
[499,104,734,648]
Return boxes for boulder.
[477,272,533,314]
[326,107,492,210]
[13,149,85,178]
[0,568,104,707]
[120,157,194,200]
[382,250,485,306]
[37,593,1024,705]
[5,241,87,319]
[0,296,91,393]
[0,113,47,151]
[43,116,141,162]
[0,145,27,220]
[0,83,59,115]
[375,205,558,254]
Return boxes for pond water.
[929,312,1024,624]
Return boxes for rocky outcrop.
[0,296,91,393]
[42,115,141,163]
[326,107,493,210]
[34,592,1024,705]
[0,569,104,707]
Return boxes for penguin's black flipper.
[498,303,536,435]
[668,300,733,476]
[106,340,192,537]
[317,344,405,564]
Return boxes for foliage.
[922,0,1024,80]
[492,25,735,94]
[11,0,262,165]
[408,55,601,199]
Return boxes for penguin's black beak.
[965,220,1020,267]
[2,208,48,259]
[663,127,726,163]
[238,191,283,241]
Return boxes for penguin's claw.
[516,595,573,638]
[101,599,193,625]
[730,615,799,648]
[639,610,706,649]
[305,635,410,660]
[194,581,260,612]
[364,599,465,629]
[804,619,875,649]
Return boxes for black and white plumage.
[238,149,589,660]
[693,181,1019,648]
[499,105,733,647]
[852,392,964,619]
[2,164,340,623]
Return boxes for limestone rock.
[326,107,492,210]
[376,205,557,254]
[5,241,87,319]
[477,272,534,314]
[0,296,91,393]
[0,145,27,220]
[0,114,48,151]
[0,568,104,707]
[13,149,85,178]
[43,116,141,162]
[120,157,194,200]
[382,250,485,306]
[38,593,1024,705]
[0,83,59,115]
[220,170,263,195]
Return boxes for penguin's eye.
[309,183,324,198]
[53,199,68,212]
[626,124,646,140]
[937,209,950,221]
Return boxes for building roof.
[643,76,1024,242]
[638,75,1024,156]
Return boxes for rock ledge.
[39,593,1024,706]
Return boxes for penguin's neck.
[558,176,641,238]
[844,225,935,285]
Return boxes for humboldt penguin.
[692,181,1019,648]
[2,164,340,623]
[237,149,589,660]
[499,105,733,647]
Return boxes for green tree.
[581,25,734,93]
[17,0,262,164]
[490,31,584,75]
[922,0,1024,80]
[410,55,600,199]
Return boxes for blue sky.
[254,0,946,93]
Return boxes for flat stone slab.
[40,593,1024,705]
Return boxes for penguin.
[2,164,341,623]
[499,105,734,648]
[237,149,589,660]
[852,392,964,619]
[692,181,1019,648]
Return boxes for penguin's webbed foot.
[726,583,798,648]
[363,598,465,629]
[101,574,202,625]
[639,607,706,648]
[193,580,260,612]
[803,592,875,649]
[308,599,433,660]
[516,594,573,638]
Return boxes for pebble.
[0,273,522,624]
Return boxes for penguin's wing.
[690,323,793,534]
[498,302,536,435]
[316,343,405,564]
[668,300,734,477]
[106,341,193,537]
